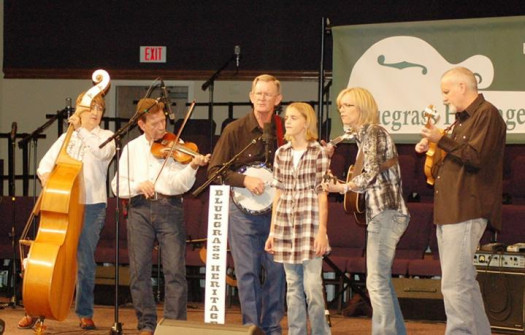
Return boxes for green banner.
[332,16,525,143]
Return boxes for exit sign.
[140,46,167,63]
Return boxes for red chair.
[392,202,434,276]
[324,201,367,311]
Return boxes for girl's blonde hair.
[284,102,318,142]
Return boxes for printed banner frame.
[332,15,525,143]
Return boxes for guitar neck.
[330,137,344,146]
[329,131,354,146]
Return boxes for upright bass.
[19,69,111,325]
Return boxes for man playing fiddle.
[111,98,210,335]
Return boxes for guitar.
[423,105,446,186]
[324,130,366,226]
[343,166,366,226]
[323,169,366,227]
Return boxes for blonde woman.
[323,88,410,335]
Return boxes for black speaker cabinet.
[154,319,264,335]
[392,278,446,321]
[477,269,525,333]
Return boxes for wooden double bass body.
[22,129,85,320]
[21,69,110,321]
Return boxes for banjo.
[231,129,356,215]
[231,162,275,215]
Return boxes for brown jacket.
[434,94,506,231]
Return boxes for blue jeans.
[228,202,285,335]
[437,218,491,335]
[366,210,409,335]
[75,203,106,318]
[127,196,187,332]
[284,258,331,335]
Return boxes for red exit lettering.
[140,46,166,63]
[145,47,162,61]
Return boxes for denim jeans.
[228,202,285,335]
[127,196,186,332]
[284,258,331,335]
[366,209,409,335]
[75,202,106,318]
[437,218,491,335]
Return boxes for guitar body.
[343,165,366,226]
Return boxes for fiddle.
[423,105,445,186]
[151,132,200,164]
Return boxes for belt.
[132,193,182,201]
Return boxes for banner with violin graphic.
[332,15,525,143]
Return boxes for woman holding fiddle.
[111,98,210,335]
[18,92,115,331]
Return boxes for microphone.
[65,97,73,118]
[262,122,272,166]
[145,77,160,98]
[160,79,175,121]
[234,45,241,69]
[10,122,17,142]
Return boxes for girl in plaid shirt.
[265,102,331,335]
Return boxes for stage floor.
[0,297,452,335]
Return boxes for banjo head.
[231,163,275,215]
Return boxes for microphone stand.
[1,127,18,309]
[192,136,261,197]
[99,105,157,335]
[201,53,236,152]
[262,125,272,168]
[19,108,70,150]
[19,107,70,196]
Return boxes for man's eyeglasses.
[253,92,278,99]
